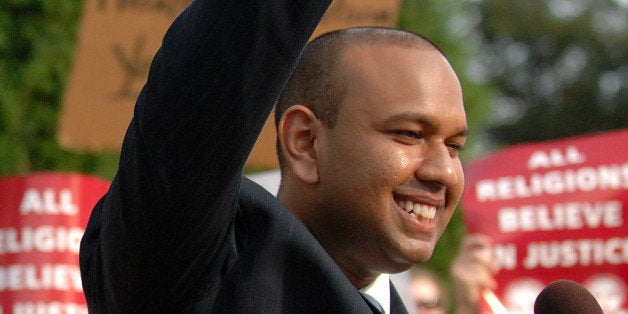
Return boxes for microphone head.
[534,280,603,314]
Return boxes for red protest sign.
[462,129,628,314]
[0,172,109,314]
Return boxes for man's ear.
[278,105,321,185]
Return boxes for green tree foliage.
[0,0,119,179]
[471,0,627,148]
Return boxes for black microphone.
[534,279,603,314]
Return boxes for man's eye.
[396,130,423,139]
[392,130,424,144]
[447,143,465,157]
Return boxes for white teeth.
[413,203,421,213]
[412,204,436,219]
[399,201,410,212]
[404,201,414,212]
[420,205,435,220]
[422,205,429,217]
[412,205,422,217]
[399,199,436,220]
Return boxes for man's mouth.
[397,199,436,223]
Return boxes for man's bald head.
[275,27,445,169]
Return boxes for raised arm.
[80,0,331,311]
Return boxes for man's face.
[312,43,467,275]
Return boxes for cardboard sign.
[0,172,110,314]
[59,0,400,168]
[462,129,628,314]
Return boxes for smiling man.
[276,28,467,307]
[79,0,468,313]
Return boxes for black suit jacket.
[79,0,409,313]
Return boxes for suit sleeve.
[79,0,331,311]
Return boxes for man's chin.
[406,243,436,264]
[386,247,434,272]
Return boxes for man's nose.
[414,142,459,188]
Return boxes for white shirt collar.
[360,273,390,313]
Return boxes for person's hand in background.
[451,234,498,314]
